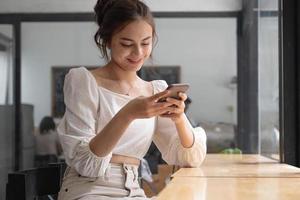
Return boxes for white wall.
[147,0,242,12]
[153,18,237,124]
[22,22,103,126]
[21,19,237,127]
[0,52,8,104]
[0,0,242,13]
[0,25,13,105]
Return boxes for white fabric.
[57,67,207,178]
[58,163,150,200]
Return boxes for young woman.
[57,0,206,199]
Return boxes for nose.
[132,45,143,56]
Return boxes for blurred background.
[0,0,280,199]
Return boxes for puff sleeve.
[57,67,112,177]
[152,80,207,167]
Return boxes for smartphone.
[158,83,190,102]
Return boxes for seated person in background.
[35,116,62,167]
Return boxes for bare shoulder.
[89,67,108,86]
[89,67,106,77]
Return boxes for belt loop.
[104,164,111,180]
[133,166,139,182]
[123,163,129,173]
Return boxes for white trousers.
[58,163,154,200]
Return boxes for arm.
[174,116,194,148]
[89,109,132,157]
[152,80,207,167]
[58,68,109,177]
[153,115,207,167]
[161,93,195,148]
[89,91,174,157]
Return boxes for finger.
[178,92,187,101]
[166,97,181,107]
[166,99,186,112]
[149,90,170,102]
[158,104,184,116]
[160,113,178,118]
[155,106,175,115]
[162,106,178,114]
[152,104,174,116]
[167,106,185,114]
[145,102,173,116]
[153,101,174,109]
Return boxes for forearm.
[89,109,133,157]
[89,90,172,157]
[175,115,194,148]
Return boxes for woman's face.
[109,19,153,72]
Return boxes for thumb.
[149,90,170,102]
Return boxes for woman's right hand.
[121,90,174,120]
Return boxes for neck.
[106,60,138,84]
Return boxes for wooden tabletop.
[157,177,300,200]
[172,154,300,178]
[156,154,300,199]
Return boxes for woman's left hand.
[160,92,187,123]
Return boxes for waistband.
[110,154,140,167]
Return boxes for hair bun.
[93,0,155,61]
[94,0,116,26]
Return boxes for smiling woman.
[94,0,156,62]
[107,20,153,72]
[56,0,207,200]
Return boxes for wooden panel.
[172,154,300,178]
[173,163,300,178]
[200,154,276,165]
[157,177,300,200]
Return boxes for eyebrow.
[120,36,152,42]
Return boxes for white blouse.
[57,67,207,178]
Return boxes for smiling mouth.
[127,58,142,64]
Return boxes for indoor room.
[1,0,299,199]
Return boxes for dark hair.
[185,97,192,105]
[184,97,192,112]
[94,0,156,61]
[39,116,56,134]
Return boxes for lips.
[127,58,142,64]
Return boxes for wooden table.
[173,154,300,178]
[156,154,300,199]
[157,177,300,200]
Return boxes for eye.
[142,43,150,46]
[121,43,133,47]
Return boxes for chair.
[6,162,66,200]
[34,155,58,168]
